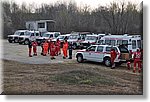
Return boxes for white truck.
[36,32,60,45]
[67,32,92,49]
[18,31,40,45]
[80,35,99,49]
[75,44,130,67]
[7,30,28,43]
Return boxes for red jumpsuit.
[110,49,117,68]
[43,42,49,56]
[32,41,38,55]
[63,42,68,58]
[55,40,61,55]
[50,42,56,57]
[133,51,141,73]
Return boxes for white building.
[26,20,55,34]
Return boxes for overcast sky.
[3,0,142,9]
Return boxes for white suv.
[75,45,130,67]
[18,31,40,45]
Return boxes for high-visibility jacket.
[50,43,56,56]
[63,42,68,57]
[134,51,141,61]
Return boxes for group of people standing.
[28,39,73,60]
[110,48,143,73]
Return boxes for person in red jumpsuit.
[50,41,56,59]
[133,48,141,73]
[110,48,117,69]
[48,38,52,54]
[62,40,68,59]
[43,40,49,56]
[55,38,61,55]
[32,40,38,56]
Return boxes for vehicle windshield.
[85,36,97,41]
[69,35,78,39]
[42,33,50,37]
[14,31,20,35]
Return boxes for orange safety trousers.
[43,43,48,55]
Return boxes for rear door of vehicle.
[118,45,130,61]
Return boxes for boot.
[138,70,141,73]
[133,70,136,73]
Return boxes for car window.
[132,40,136,49]
[50,34,53,38]
[31,33,34,36]
[20,32,24,36]
[97,46,103,52]
[118,46,129,53]
[36,33,39,36]
[55,33,60,38]
[87,46,96,51]
[137,40,141,48]
[106,47,118,52]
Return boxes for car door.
[84,46,97,61]
[94,46,104,62]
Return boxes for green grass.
[50,70,116,86]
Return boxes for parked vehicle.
[75,44,130,67]
[80,35,99,49]
[67,32,91,49]
[7,30,28,43]
[52,34,71,47]
[18,31,40,45]
[98,34,142,53]
[36,32,60,45]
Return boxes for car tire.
[77,54,83,63]
[24,39,29,45]
[104,58,111,67]
[14,39,18,43]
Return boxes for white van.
[98,34,142,53]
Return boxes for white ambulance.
[98,34,142,53]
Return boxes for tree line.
[2,1,142,39]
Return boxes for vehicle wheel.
[104,58,111,67]
[14,39,18,43]
[77,54,83,63]
[24,39,29,45]
[73,43,77,49]
[8,40,12,43]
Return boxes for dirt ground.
[2,59,143,95]
[1,40,143,95]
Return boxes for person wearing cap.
[133,48,142,73]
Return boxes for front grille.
[8,37,13,39]
[14,37,18,39]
